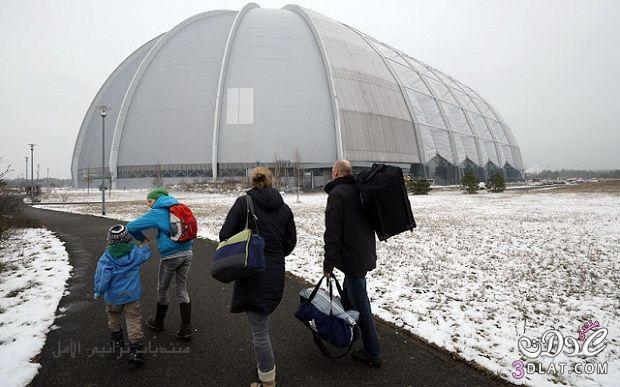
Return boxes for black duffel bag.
[295,276,360,359]
[356,163,416,241]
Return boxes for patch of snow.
[0,228,72,387]
[38,189,620,386]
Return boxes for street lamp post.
[27,143,36,203]
[99,105,109,215]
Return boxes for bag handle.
[307,276,325,303]
[304,274,357,359]
[244,195,260,235]
[358,163,384,183]
[331,275,345,299]
[307,275,346,305]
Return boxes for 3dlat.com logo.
[512,320,609,380]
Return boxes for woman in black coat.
[219,167,296,387]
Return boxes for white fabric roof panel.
[72,4,524,187]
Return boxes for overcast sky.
[1,0,618,178]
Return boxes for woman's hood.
[247,187,284,212]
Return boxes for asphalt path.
[28,207,513,387]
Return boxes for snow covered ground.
[0,228,72,387]
[37,187,619,387]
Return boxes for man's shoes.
[352,349,383,368]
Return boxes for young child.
[94,224,151,364]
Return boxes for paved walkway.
[29,207,512,386]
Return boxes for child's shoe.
[111,330,124,359]
[128,341,146,365]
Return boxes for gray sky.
[1,0,618,178]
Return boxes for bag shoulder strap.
[245,195,260,235]
[162,204,179,238]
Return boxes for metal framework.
[346,25,427,177]
[284,4,344,161]
[109,12,222,189]
[211,3,259,181]
[115,164,211,179]
[351,30,523,177]
[70,35,163,188]
[72,4,524,188]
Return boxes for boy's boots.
[146,303,168,332]
[128,341,146,365]
[111,330,124,359]
[177,302,195,339]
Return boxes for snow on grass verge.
[0,228,72,387]
[38,188,620,386]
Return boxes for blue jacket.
[93,245,151,305]
[125,195,193,258]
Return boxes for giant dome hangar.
[72,3,524,188]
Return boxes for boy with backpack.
[126,188,197,339]
[94,224,151,364]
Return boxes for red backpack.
[169,203,198,242]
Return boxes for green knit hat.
[147,187,168,201]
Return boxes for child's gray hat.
[107,224,132,244]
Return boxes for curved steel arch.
[211,3,260,180]
[108,11,231,188]
[70,35,161,187]
[283,4,344,162]
[346,25,427,170]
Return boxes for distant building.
[72,3,524,188]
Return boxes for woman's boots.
[250,366,276,387]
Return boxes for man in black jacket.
[323,160,382,367]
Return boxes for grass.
[541,179,620,194]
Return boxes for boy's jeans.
[158,251,192,305]
[106,301,143,342]
[343,276,381,358]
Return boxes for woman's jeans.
[246,311,275,373]
[344,276,381,358]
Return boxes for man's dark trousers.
[344,276,380,358]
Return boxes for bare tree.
[0,159,10,182]
[83,167,93,194]
[0,159,29,244]
[273,152,280,189]
[273,152,287,189]
[108,174,114,198]
[293,149,302,203]
[152,164,165,188]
